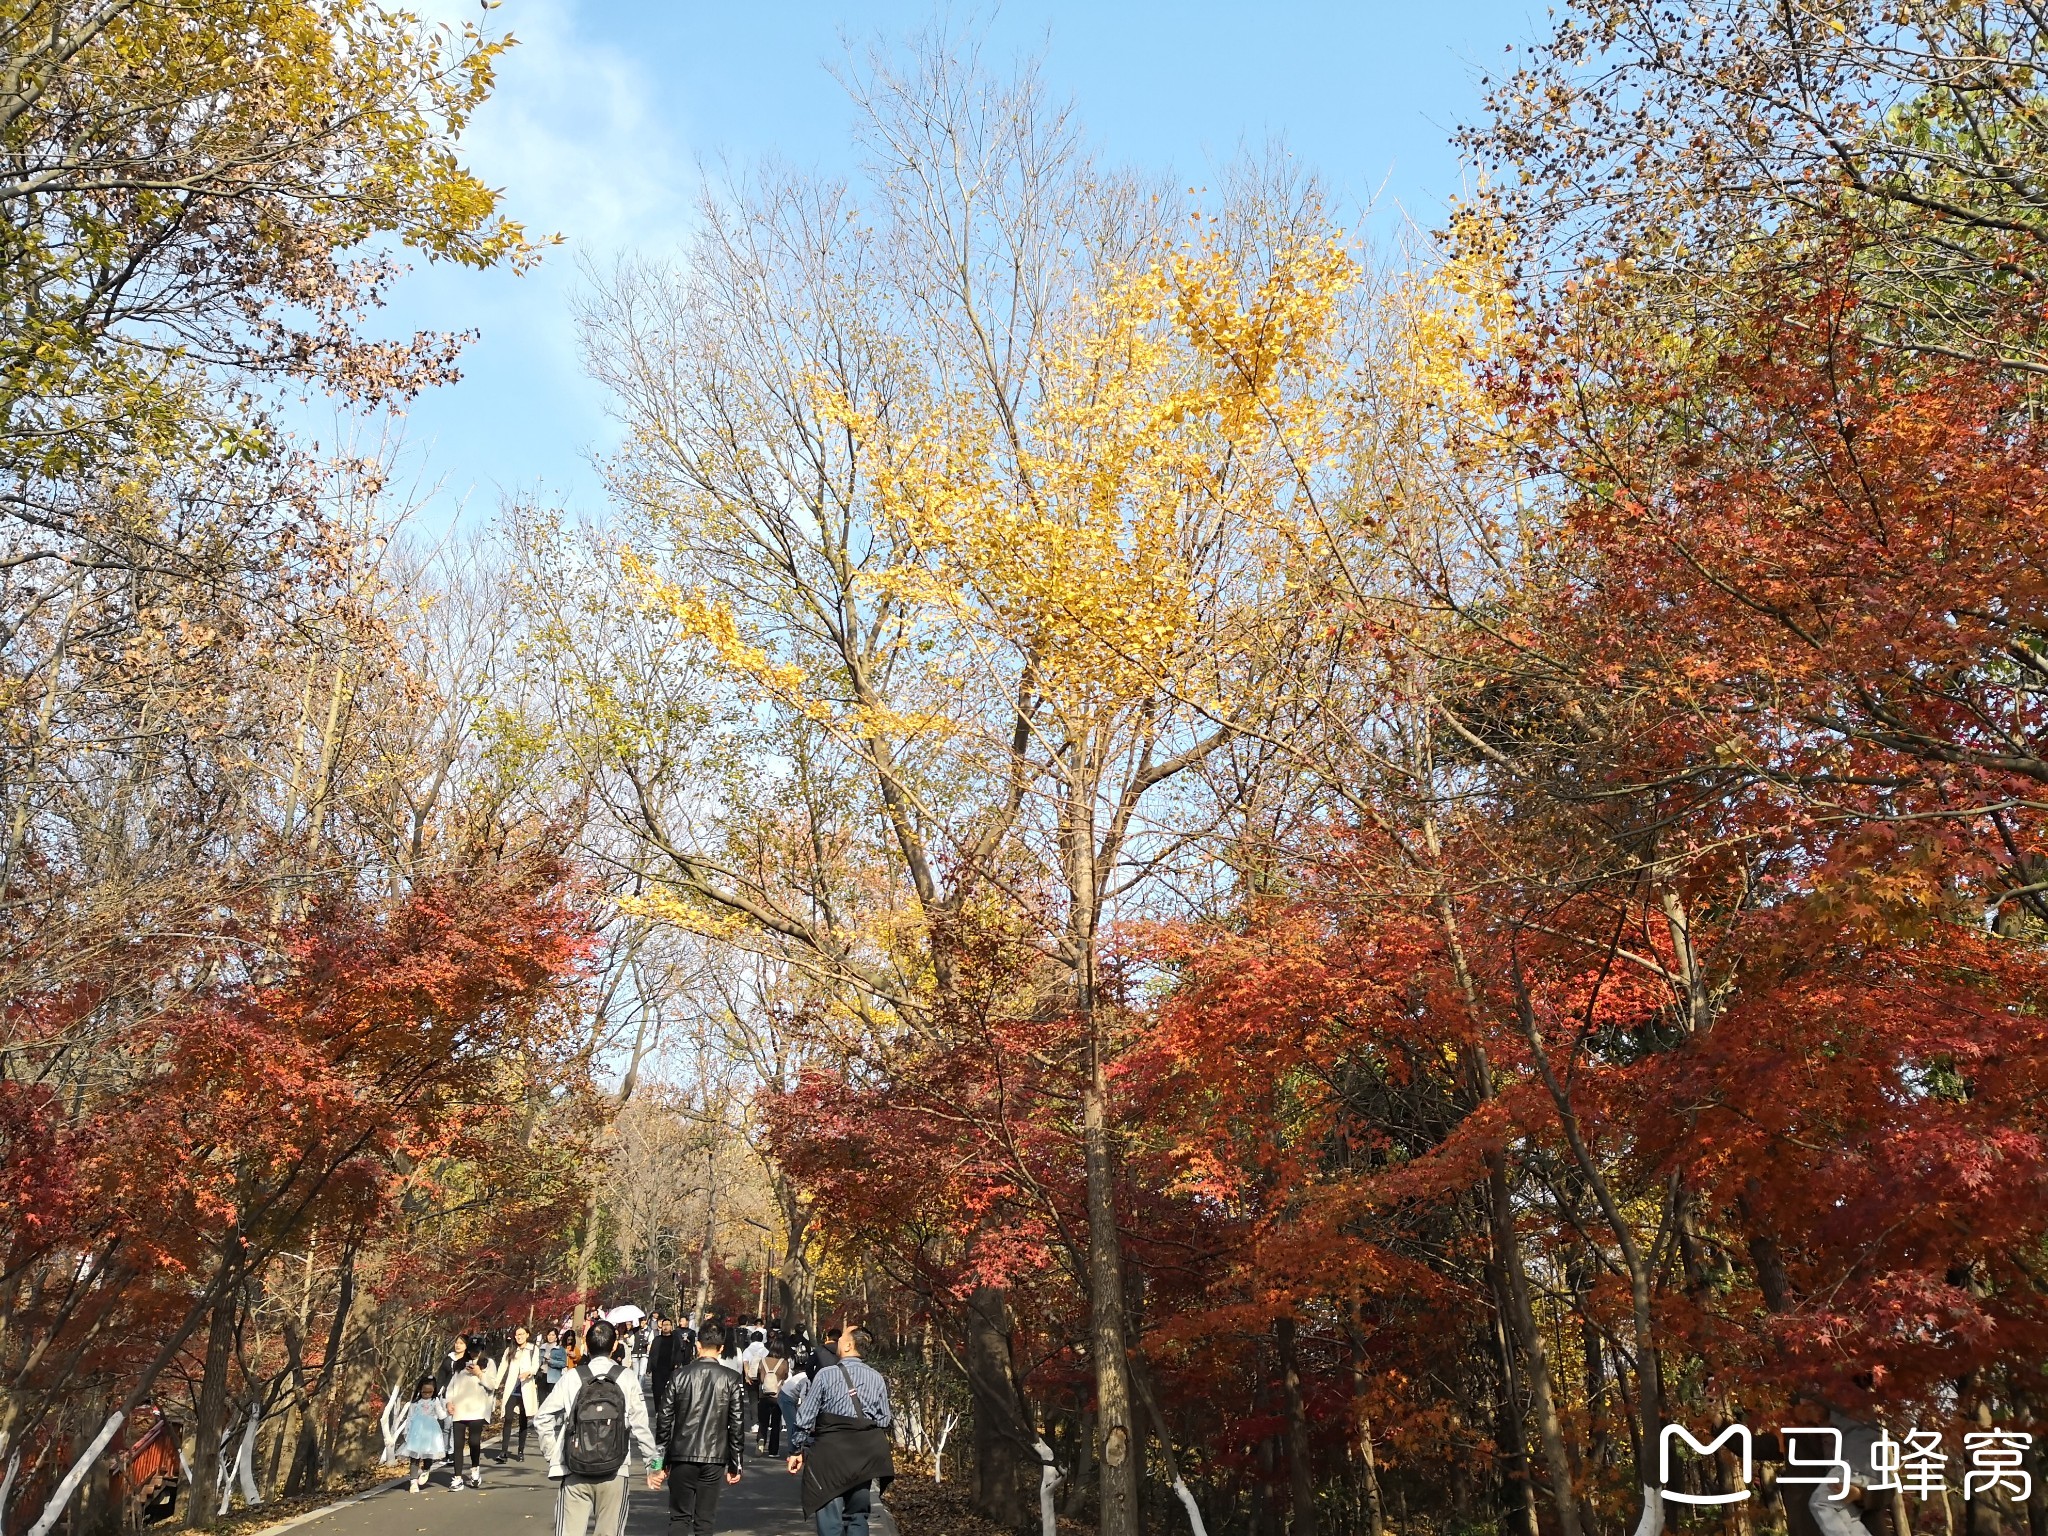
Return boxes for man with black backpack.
[535,1317,658,1536]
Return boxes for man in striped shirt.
[787,1322,894,1536]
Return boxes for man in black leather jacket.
[649,1321,746,1535]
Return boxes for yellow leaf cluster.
[617,549,826,723]
[824,223,1363,716]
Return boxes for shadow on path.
[272,1448,897,1536]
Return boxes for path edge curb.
[239,1476,408,1536]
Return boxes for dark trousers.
[499,1393,529,1458]
[815,1484,872,1536]
[450,1419,484,1474]
[667,1461,725,1535]
[757,1394,782,1455]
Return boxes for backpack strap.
[833,1361,867,1416]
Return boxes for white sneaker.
[408,1478,420,1493]
[469,1473,482,1488]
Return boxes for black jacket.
[655,1357,745,1472]
[800,1412,893,1518]
[648,1331,680,1398]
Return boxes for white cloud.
[444,0,693,255]
[359,0,698,527]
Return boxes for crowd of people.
[394,1310,894,1536]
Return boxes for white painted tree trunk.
[233,1402,263,1506]
[1170,1477,1209,1536]
[25,1410,123,1536]
[378,1379,409,1464]
[1033,1437,1060,1536]
[214,1417,236,1516]
[932,1414,957,1484]
[0,1446,21,1526]
[1633,1486,1665,1536]
[214,1403,265,1515]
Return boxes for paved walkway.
[276,1451,826,1536]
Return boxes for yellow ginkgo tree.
[805,215,1366,1536]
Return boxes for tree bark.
[1251,1360,1277,1536]
[1486,1280,1541,1536]
[1083,1051,1139,1536]
[1276,1316,1318,1536]
[964,1285,1032,1528]
[1488,1149,1585,1536]
[1343,1314,1387,1536]
[186,1279,241,1529]
[1515,975,1669,1529]
[1131,1356,1209,1536]
[1428,869,1582,1536]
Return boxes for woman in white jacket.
[442,1342,500,1490]
[498,1325,542,1463]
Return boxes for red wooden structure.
[107,1406,181,1529]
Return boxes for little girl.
[400,1375,449,1492]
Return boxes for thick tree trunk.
[283,1409,320,1498]
[186,1282,241,1529]
[1275,1317,1318,1536]
[775,1180,808,1328]
[964,1285,1032,1528]
[1082,1056,1139,1536]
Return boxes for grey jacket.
[533,1355,657,1479]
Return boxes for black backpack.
[564,1362,630,1477]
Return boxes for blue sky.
[363,0,1547,531]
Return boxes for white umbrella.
[604,1304,646,1326]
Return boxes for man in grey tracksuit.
[535,1318,658,1536]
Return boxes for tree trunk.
[1276,1317,1318,1536]
[964,1285,1033,1528]
[284,1243,355,1499]
[1082,1053,1139,1536]
[1343,1315,1386,1536]
[1570,1247,1612,1497]
[186,1281,241,1529]
[283,1408,320,1498]
[691,1146,717,1325]
[574,1177,602,1335]
[1432,879,1582,1536]
[1251,1361,1277,1536]
[1488,1150,1585,1536]
[1485,1269,1540,1536]
[1517,981,1669,1529]
[1131,1357,1210,1536]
